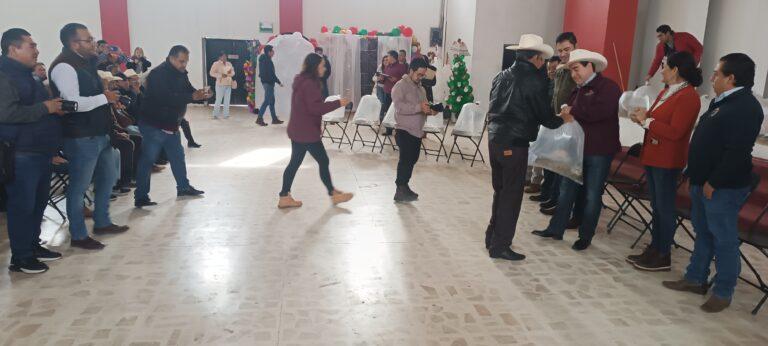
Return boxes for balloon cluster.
[446,55,475,114]
[321,25,413,37]
[243,59,257,113]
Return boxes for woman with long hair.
[627,51,703,271]
[126,47,151,74]
[277,53,353,208]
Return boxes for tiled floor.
[1,106,767,345]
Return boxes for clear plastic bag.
[530,122,585,185]
[619,84,661,112]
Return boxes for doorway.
[202,38,254,105]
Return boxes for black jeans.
[486,142,528,250]
[111,135,135,187]
[646,166,681,255]
[395,130,422,186]
[280,141,334,196]
[180,118,195,144]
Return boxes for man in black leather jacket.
[485,34,567,261]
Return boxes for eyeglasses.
[74,38,95,44]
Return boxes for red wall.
[99,0,131,54]
[563,0,638,90]
[279,0,303,33]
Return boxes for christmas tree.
[446,55,474,114]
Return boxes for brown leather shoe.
[701,295,731,313]
[70,237,106,250]
[662,278,708,295]
[633,251,671,271]
[331,190,354,205]
[93,224,130,235]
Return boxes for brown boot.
[626,245,653,264]
[278,194,302,209]
[701,295,731,313]
[662,278,708,295]
[632,251,671,272]
[331,190,353,205]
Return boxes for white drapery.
[319,33,361,110]
[262,33,315,118]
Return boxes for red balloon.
[368,30,378,36]
[321,25,328,33]
[349,26,359,35]
[402,27,413,37]
[398,25,406,31]
[309,38,318,48]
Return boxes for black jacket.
[258,54,281,85]
[126,56,152,74]
[487,59,563,147]
[686,88,764,189]
[140,60,196,130]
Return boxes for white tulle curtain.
[261,33,315,118]
[377,36,412,66]
[318,33,361,108]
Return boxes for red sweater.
[568,73,622,156]
[640,85,701,169]
[286,73,342,143]
[648,32,703,77]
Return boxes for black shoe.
[178,186,205,197]
[489,248,526,261]
[188,142,202,148]
[135,198,158,208]
[540,206,557,216]
[33,245,62,262]
[572,238,591,251]
[256,119,268,126]
[540,199,558,209]
[70,237,105,250]
[272,119,284,125]
[531,230,563,240]
[9,257,49,274]
[109,194,118,201]
[394,186,417,203]
[529,194,548,202]
[405,185,419,199]
[485,225,494,250]
[112,186,131,195]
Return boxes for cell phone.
[61,100,78,113]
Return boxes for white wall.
[444,0,477,71]
[470,0,566,112]
[627,0,709,90]
[128,0,279,87]
[303,0,442,52]
[1,0,102,69]
[700,0,768,97]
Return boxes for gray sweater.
[392,74,428,138]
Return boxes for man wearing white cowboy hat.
[532,49,622,251]
[484,34,567,261]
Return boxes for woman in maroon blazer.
[278,53,352,209]
[628,51,702,271]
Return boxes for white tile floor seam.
[0,106,766,345]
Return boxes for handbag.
[0,140,15,184]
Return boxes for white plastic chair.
[322,95,352,148]
[422,113,448,161]
[379,104,398,152]
[448,103,487,167]
[350,95,383,151]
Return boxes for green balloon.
[359,29,368,35]
[332,26,341,34]
[391,28,401,36]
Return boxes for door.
[203,38,253,105]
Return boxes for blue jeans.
[63,135,118,240]
[684,185,749,299]
[646,166,681,254]
[546,155,614,240]
[258,83,277,121]
[213,85,232,118]
[4,152,52,260]
[134,123,190,201]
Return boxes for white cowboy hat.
[567,49,608,73]
[506,34,553,59]
[123,69,139,78]
[97,70,121,81]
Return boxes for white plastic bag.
[619,84,662,112]
[530,122,585,185]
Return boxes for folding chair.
[421,113,449,161]
[321,95,353,149]
[736,164,768,314]
[379,104,398,153]
[603,143,646,233]
[350,95,383,151]
[447,103,487,167]
[48,170,69,221]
